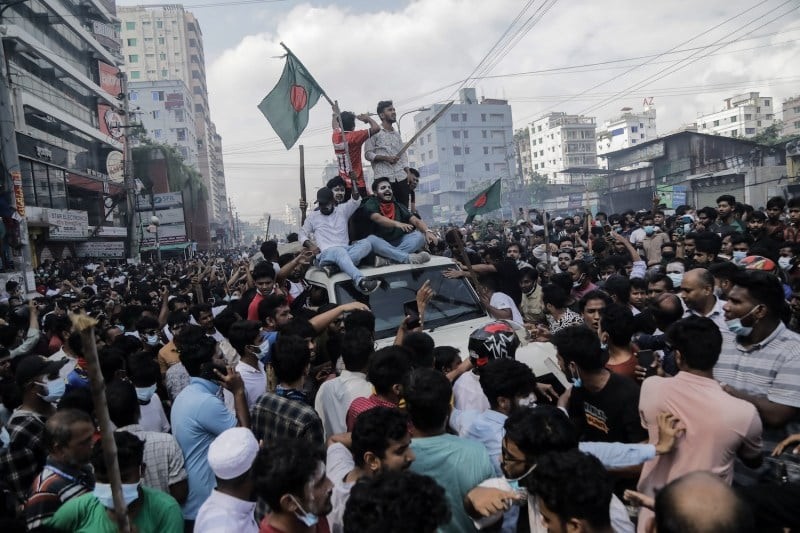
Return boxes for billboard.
[136,192,188,246]
[97,62,125,144]
[76,241,125,259]
[45,209,89,241]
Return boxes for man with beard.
[364,100,414,207]
[299,187,379,295]
[170,334,249,527]
[363,177,435,266]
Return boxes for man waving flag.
[464,179,501,223]
[258,44,325,149]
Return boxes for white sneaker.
[408,252,431,264]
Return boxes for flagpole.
[299,145,307,226]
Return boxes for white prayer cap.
[207,427,259,480]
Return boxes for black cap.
[316,187,334,205]
[15,355,68,387]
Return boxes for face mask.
[36,377,66,404]
[572,275,584,288]
[319,204,334,216]
[779,257,793,270]
[600,342,608,351]
[145,334,159,346]
[732,251,747,262]
[116,324,125,333]
[713,286,724,299]
[290,495,319,527]
[136,384,157,403]
[662,252,676,260]
[516,393,537,408]
[613,225,622,233]
[523,282,537,296]
[667,273,683,288]
[251,339,271,362]
[505,463,537,494]
[644,225,655,235]
[570,367,582,388]
[93,481,140,509]
[725,305,760,337]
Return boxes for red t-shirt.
[332,129,370,189]
[346,395,397,432]
[247,292,264,321]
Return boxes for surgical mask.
[644,225,655,235]
[570,367,582,388]
[726,305,760,337]
[778,257,793,270]
[250,339,271,362]
[732,251,747,262]
[667,273,683,288]
[136,384,157,403]
[93,481,140,509]
[116,324,125,333]
[36,377,66,404]
[572,275,584,288]
[145,334,159,346]
[517,393,537,408]
[600,342,608,351]
[505,463,537,494]
[289,495,319,527]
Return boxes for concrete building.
[118,4,229,225]
[596,104,657,168]
[2,0,131,263]
[782,95,800,138]
[406,88,514,222]
[528,112,597,183]
[128,80,198,167]
[514,128,533,183]
[696,92,775,139]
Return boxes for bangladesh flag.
[258,51,324,150]
[464,179,501,223]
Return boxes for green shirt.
[46,486,184,533]
[362,197,413,243]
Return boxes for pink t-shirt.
[635,371,762,532]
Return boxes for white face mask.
[516,393,537,408]
[778,257,793,270]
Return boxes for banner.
[45,208,89,240]
[76,241,125,259]
[136,192,188,246]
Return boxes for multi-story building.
[514,128,533,183]
[696,92,775,139]
[782,95,800,138]
[406,88,514,221]
[528,112,597,183]
[596,104,657,169]
[128,80,198,167]
[118,5,229,225]
[2,0,131,264]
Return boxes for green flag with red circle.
[464,179,501,223]
[258,52,324,150]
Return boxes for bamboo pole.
[70,314,130,533]
[299,145,307,225]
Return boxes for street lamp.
[397,107,431,138]
[149,215,161,262]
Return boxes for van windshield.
[333,265,485,340]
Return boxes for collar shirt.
[251,393,324,448]
[314,371,373,439]
[195,490,258,533]
[0,409,47,502]
[685,296,731,339]
[116,424,188,493]
[298,199,360,251]
[364,128,408,182]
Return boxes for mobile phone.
[637,349,658,377]
[403,300,421,329]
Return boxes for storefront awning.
[140,242,191,252]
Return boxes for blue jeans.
[366,231,425,263]
[318,238,372,283]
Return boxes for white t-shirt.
[453,371,490,412]
[235,360,267,410]
[490,292,524,325]
[139,393,170,433]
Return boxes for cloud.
[203,0,800,222]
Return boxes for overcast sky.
[118,0,800,222]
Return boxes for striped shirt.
[714,322,800,483]
[24,459,94,529]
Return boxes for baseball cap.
[316,187,334,205]
[15,355,68,387]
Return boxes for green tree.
[752,121,787,145]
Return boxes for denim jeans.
[318,238,372,283]
[366,231,425,263]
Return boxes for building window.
[156,20,163,28]
[129,91,138,101]
[153,129,162,139]
[158,37,165,44]
[455,164,464,173]
[428,150,433,159]
[730,116,737,122]
[453,146,462,155]
[631,139,637,144]
[456,181,465,190]
[731,130,738,137]
[130,71,140,79]
[451,113,459,122]
[464,147,470,154]
[152,91,164,101]
[161,69,168,77]
[763,99,770,106]
[152,110,160,119]
[640,133,645,139]
[463,130,469,139]
[744,114,752,120]
[766,114,774,120]
[452,130,460,139]
[175,110,184,122]
[745,128,756,134]
[481,114,486,122]
[631,126,638,133]
[427,133,432,142]
[461,113,467,121]
[483,147,489,155]
[482,130,487,138]
[795,120,800,128]
[126,21,135,30]
[537,125,542,132]
[159,53,166,60]
[484,163,490,171]
[419,137,424,146]
[127,38,137,46]
[794,107,800,113]
[128,54,139,63]
[421,153,426,162]
[176,128,187,141]
[757,120,762,126]
[639,123,644,128]
[713,120,719,127]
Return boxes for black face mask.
[662,252,676,260]
[320,204,334,216]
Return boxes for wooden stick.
[543,209,553,274]
[299,145,307,225]
[70,314,130,533]
[395,101,455,158]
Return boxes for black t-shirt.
[568,372,646,444]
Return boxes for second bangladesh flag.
[464,179,501,223]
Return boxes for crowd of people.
[0,96,798,533]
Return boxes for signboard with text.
[76,241,125,259]
[136,192,188,246]
[45,208,89,240]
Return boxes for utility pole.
[0,11,35,294]
[119,71,138,261]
